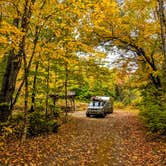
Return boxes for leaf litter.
[0,110,165,165]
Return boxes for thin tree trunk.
[0,4,2,26]
[21,0,37,142]
[73,97,75,112]
[30,62,39,112]
[21,48,29,143]
[45,58,50,117]
[64,62,68,121]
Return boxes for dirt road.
[1,110,165,165]
[67,110,166,165]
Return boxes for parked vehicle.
[86,96,113,118]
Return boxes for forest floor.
[0,109,166,166]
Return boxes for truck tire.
[86,113,90,117]
[101,113,106,118]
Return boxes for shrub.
[0,113,24,140]
[47,119,59,133]
[0,110,60,140]
[28,111,58,136]
[114,101,125,109]
[140,105,166,133]
[139,86,166,134]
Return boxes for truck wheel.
[86,114,90,117]
[101,113,106,118]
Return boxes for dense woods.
[0,0,165,144]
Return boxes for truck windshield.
[89,101,104,107]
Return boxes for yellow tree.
[0,0,64,122]
[0,0,36,122]
[78,0,163,89]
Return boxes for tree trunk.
[0,4,2,26]
[64,63,68,121]
[157,0,166,89]
[0,50,22,122]
[45,58,50,117]
[21,49,29,143]
[30,62,39,112]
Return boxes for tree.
[0,0,36,122]
[78,0,164,89]
[0,0,61,122]
[157,0,166,89]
